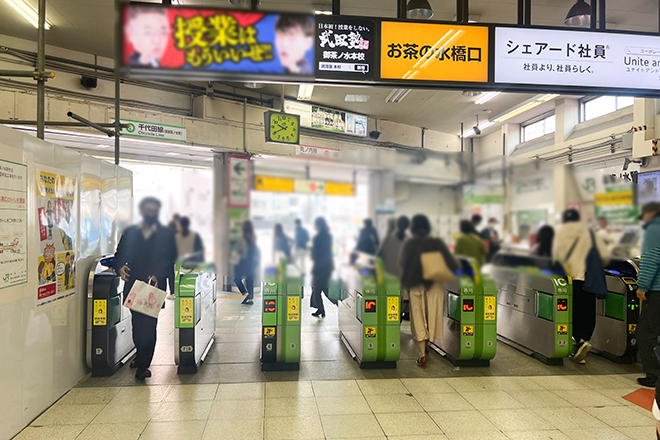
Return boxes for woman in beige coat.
[399,214,459,368]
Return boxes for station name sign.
[494,27,660,91]
[380,21,489,83]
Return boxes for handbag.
[420,239,455,283]
[124,279,167,318]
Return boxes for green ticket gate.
[261,258,303,371]
[430,257,497,367]
[174,261,217,374]
[86,255,136,376]
[488,254,572,365]
[591,258,640,363]
[338,254,401,368]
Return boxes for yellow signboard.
[387,297,399,321]
[264,326,276,337]
[254,175,294,193]
[594,191,633,206]
[629,323,637,334]
[380,22,489,82]
[325,181,356,196]
[557,325,568,335]
[365,327,376,338]
[180,298,194,324]
[463,325,474,336]
[287,296,300,321]
[93,299,106,326]
[484,296,496,321]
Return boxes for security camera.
[369,130,381,140]
[473,125,481,135]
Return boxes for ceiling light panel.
[345,94,370,102]
[5,0,52,29]
[475,91,501,105]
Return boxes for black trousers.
[572,280,597,343]
[234,274,254,299]
[639,291,660,379]
[311,273,331,314]
[131,310,158,371]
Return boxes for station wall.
[0,124,130,440]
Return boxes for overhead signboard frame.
[117,2,660,97]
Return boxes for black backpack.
[566,230,608,299]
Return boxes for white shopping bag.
[124,279,167,318]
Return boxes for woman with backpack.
[553,209,610,364]
[399,214,459,368]
[234,220,260,306]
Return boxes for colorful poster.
[315,16,375,80]
[121,4,315,79]
[0,158,27,290]
[36,170,77,308]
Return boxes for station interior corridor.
[16,291,656,440]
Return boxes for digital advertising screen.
[637,170,660,205]
[120,4,315,80]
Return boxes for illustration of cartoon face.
[146,291,158,309]
[125,291,137,307]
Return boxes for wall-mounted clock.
[264,111,300,145]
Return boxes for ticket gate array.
[430,257,497,367]
[174,260,217,374]
[488,254,572,365]
[86,255,135,377]
[338,255,401,369]
[591,259,640,364]
[261,258,303,371]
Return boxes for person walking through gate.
[378,216,410,318]
[399,214,459,368]
[310,217,334,318]
[636,202,660,387]
[356,218,379,255]
[113,197,177,380]
[234,220,260,306]
[553,208,610,364]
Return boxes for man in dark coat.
[113,197,177,380]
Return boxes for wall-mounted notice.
[36,170,77,308]
[228,155,250,208]
[495,27,660,90]
[283,99,367,137]
[0,158,27,290]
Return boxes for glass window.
[522,114,556,143]
[582,96,634,121]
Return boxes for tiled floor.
[15,292,658,439]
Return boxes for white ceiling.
[1,0,658,139]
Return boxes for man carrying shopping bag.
[113,197,177,380]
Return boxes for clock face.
[269,113,299,144]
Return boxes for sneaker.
[166,294,175,300]
[241,297,254,305]
[637,376,657,387]
[573,340,592,363]
[129,359,137,369]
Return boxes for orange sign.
[325,181,355,197]
[380,22,489,82]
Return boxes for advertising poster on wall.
[121,4,315,80]
[36,170,77,308]
[0,158,27,290]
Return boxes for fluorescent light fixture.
[493,94,560,123]
[345,94,370,102]
[297,84,314,101]
[315,10,332,15]
[537,93,560,102]
[385,88,412,103]
[408,177,457,185]
[5,0,52,29]
[474,91,501,105]
[462,121,494,138]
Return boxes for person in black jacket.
[310,217,334,318]
[356,218,379,255]
[399,214,459,368]
[113,197,177,380]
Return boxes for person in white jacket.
[553,209,611,364]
